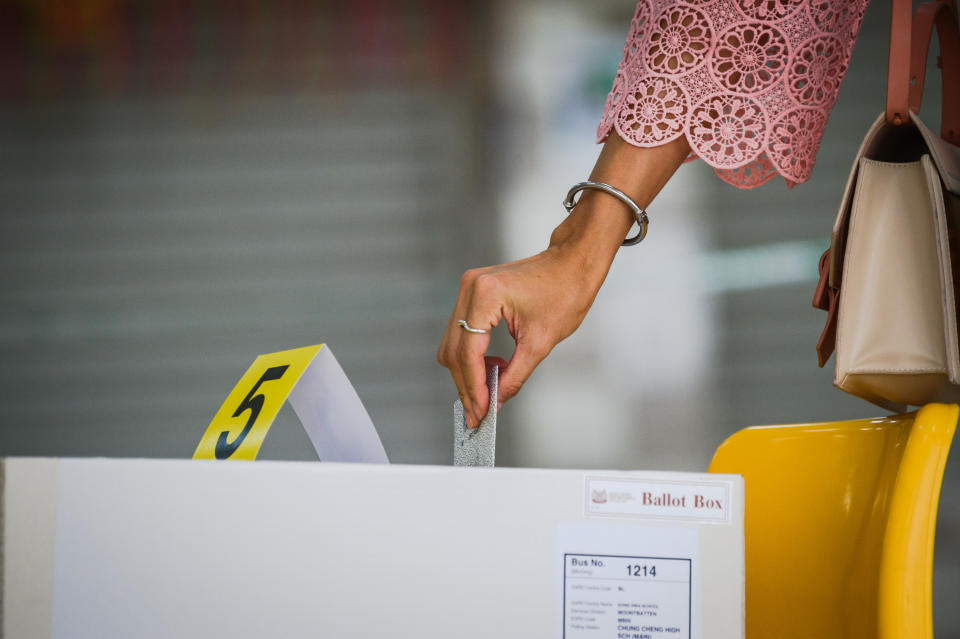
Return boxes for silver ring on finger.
[457,319,489,334]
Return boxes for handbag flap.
[921,154,960,382]
[912,111,960,195]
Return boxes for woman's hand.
[436,196,628,428]
[438,133,691,427]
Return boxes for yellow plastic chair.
[708,403,957,639]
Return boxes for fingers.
[437,269,502,428]
[439,265,554,425]
[438,317,472,423]
[457,326,491,427]
[437,272,478,416]
[498,339,549,405]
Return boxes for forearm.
[548,131,692,290]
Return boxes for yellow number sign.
[193,344,324,461]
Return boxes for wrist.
[548,190,634,283]
[546,132,690,284]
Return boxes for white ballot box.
[1,458,743,639]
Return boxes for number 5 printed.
[214,365,289,459]
[193,345,324,460]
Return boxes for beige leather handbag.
[813,0,960,410]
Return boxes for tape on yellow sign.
[193,344,323,461]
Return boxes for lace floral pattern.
[711,23,788,93]
[598,0,870,188]
[689,94,767,166]
[788,36,846,106]
[646,5,713,74]
[618,77,690,143]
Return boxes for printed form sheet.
[563,552,691,639]
[558,525,697,639]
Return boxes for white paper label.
[585,477,731,524]
[563,553,691,639]
[557,524,699,639]
[287,345,388,463]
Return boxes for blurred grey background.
[0,0,956,634]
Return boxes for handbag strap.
[887,0,960,144]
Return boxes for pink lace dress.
[598,0,871,188]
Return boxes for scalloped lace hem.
[597,0,870,190]
[600,119,796,189]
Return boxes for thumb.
[497,340,549,405]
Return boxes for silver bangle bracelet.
[563,181,648,246]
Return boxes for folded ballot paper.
[454,366,498,466]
